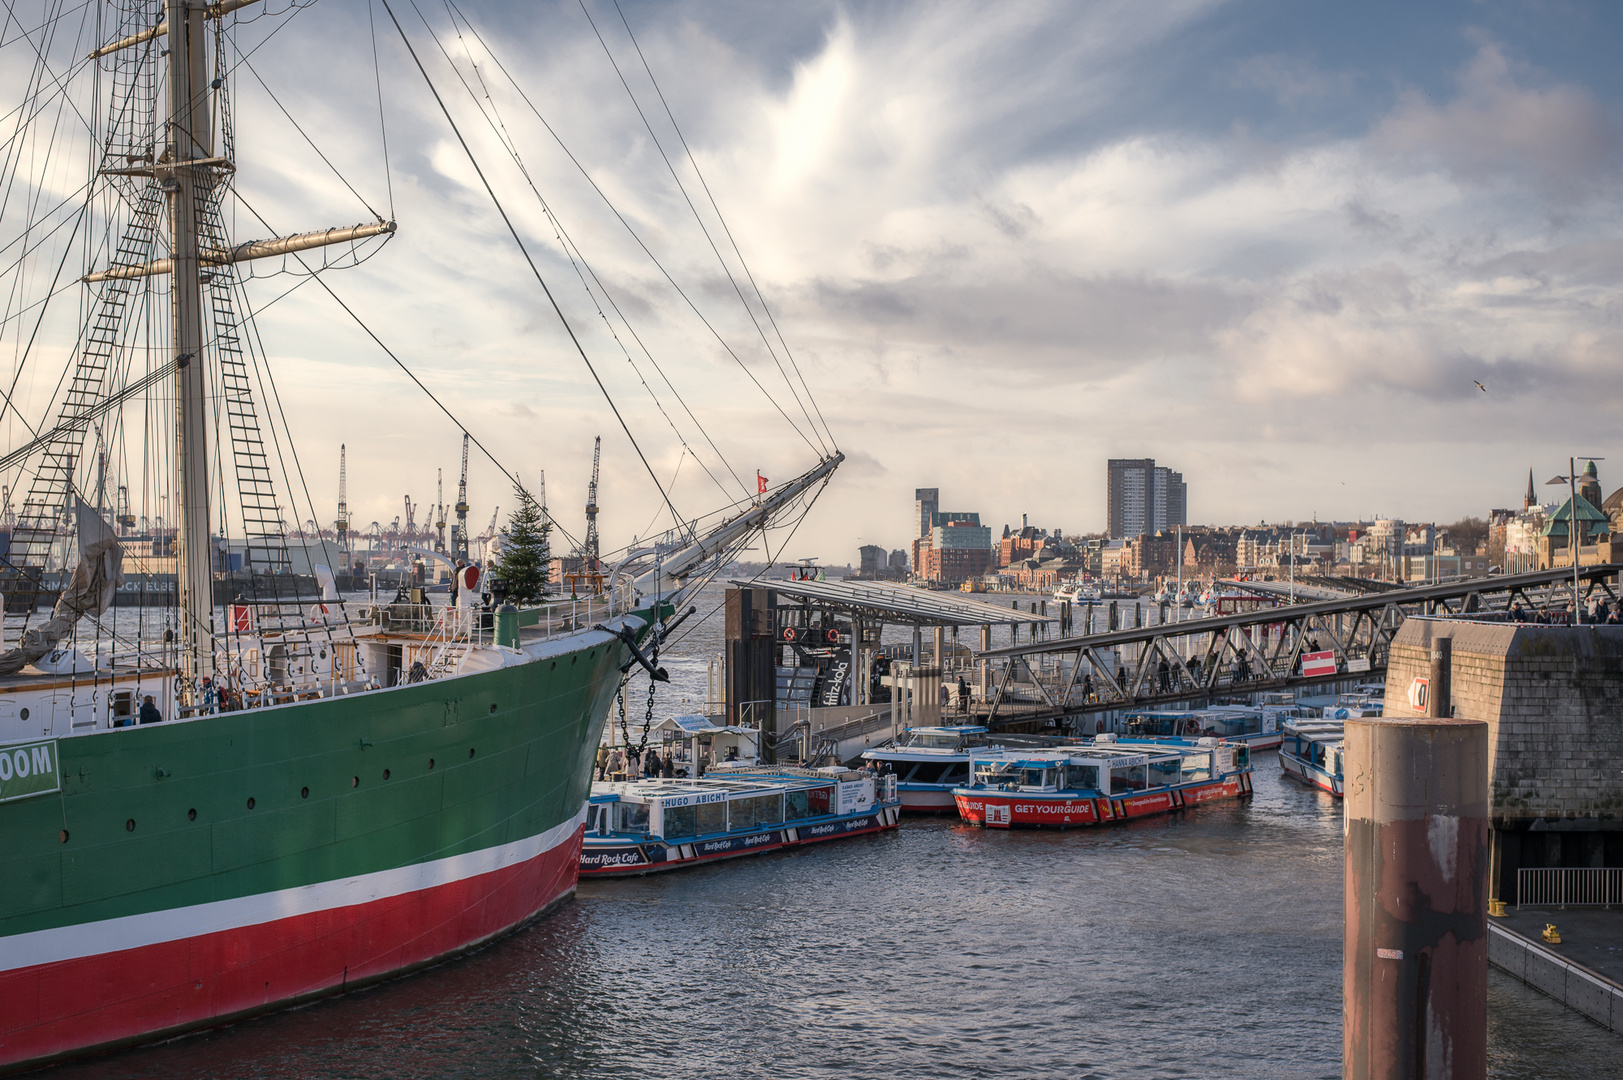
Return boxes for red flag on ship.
[757,472,768,494]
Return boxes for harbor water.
[38,585,1623,1079]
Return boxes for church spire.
[1525,467,1535,510]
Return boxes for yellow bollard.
[1488,899,1507,918]
[1542,924,1562,945]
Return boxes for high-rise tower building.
[914,487,939,539]
[1107,459,1186,538]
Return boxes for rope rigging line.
[377,0,688,537]
[416,0,743,513]
[608,0,837,454]
[235,54,385,223]
[367,0,395,220]
[439,0,826,461]
[577,0,830,457]
[0,155,94,440]
[230,190,587,555]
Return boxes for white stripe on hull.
[1,805,588,973]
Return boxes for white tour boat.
[580,767,900,876]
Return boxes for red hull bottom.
[0,825,585,1073]
[955,776,1250,828]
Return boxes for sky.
[7,0,1623,563]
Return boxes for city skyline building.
[1107,458,1186,539]
[914,487,939,540]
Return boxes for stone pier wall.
[1384,619,1623,900]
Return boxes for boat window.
[696,800,726,836]
[973,764,1007,786]
[1236,746,1249,769]
[730,794,783,830]
[907,733,963,749]
[940,763,970,784]
[1064,764,1099,792]
[904,762,950,784]
[616,802,649,833]
[661,803,698,839]
[1110,765,1148,794]
[806,786,832,815]
[784,789,813,821]
[1021,769,1051,788]
[1147,759,1181,789]
[1180,754,1212,783]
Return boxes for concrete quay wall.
[1489,923,1623,1033]
[1386,620,1623,904]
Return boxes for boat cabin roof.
[589,769,856,805]
[1284,720,1344,742]
[967,742,1212,770]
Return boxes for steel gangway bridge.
[972,564,1622,728]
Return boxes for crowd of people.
[594,743,744,781]
[1507,599,1622,624]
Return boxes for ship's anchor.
[594,623,669,683]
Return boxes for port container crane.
[335,444,349,552]
[434,468,447,553]
[454,433,470,563]
[585,435,600,572]
[404,496,416,539]
[566,438,606,595]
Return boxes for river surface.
[41,581,1623,1079]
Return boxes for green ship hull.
[0,616,644,1072]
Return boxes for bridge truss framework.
[976,565,1622,726]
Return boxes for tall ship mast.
[0,2,840,1070]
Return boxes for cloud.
[5,2,1623,562]
[1233,53,1354,105]
[1372,43,1622,200]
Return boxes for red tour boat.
[952,735,1252,828]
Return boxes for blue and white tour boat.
[580,767,901,876]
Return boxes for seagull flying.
[1474,380,1487,392]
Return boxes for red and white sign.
[1407,677,1430,713]
[1301,650,1337,678]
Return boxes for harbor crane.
[434,468,447,553]
[566,437,605,595]
[403,497,416,538]
[476,507,499,563]
[453,433,470,562]
[585,435,601,572]
[334,444,349,552]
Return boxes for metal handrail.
[1518,867,1623,908]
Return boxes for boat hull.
[1278,749,1343,797]
[953,774,1250,829]
[0,624,638,1073]
[896,786,958,813]
[0,818,583,1068]
[580,805,900,877]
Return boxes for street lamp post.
[1546,455,1604,623]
